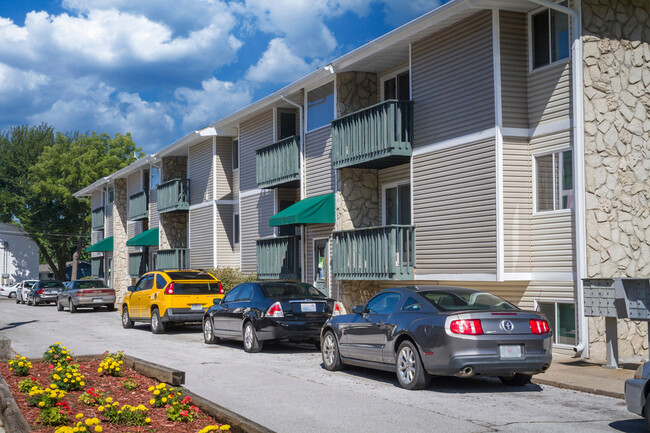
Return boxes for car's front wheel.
[69,299,76,313]
[56,299,63,311]
[151,308,166,334]
[396,340,431,390]
[242,321,263,353]
[321,331,344,371]
[499,373,532,386]
[202,316,219,344]
[8,292,15,299]
[122,306,134,328]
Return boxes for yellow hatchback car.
[121,270,224,334]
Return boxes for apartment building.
[75,0,650,361]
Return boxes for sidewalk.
[532,354,641,399]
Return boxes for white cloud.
[0,63,49,94]
[246,38,320,83]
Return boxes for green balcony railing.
[256,236,301,280]
[129,252,148,278]
[333,225,415,280]
[256,135,300,189]
[91,207,104,231]
[91,257,104,278]
[157,179,189,214]
[156,248,190,270]
[332,100,413,169]
[128,191,149,221]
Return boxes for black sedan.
[27,280,65,306]
[202,281,342,353]
[321,285,552,390]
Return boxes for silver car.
[625,362,650,428]
[56,279,116,313]
[16,280,38,304]
[27,280,64,305]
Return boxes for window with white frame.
[382,70,410,101]
[537,301,576,345]
[150,166,161,190]
[307,82,334,131]
[384,183,411,225]
[233,213,240,245]
[535,149,573,212]
[531,2,570,69]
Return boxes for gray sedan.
[56,279,116,313]
[27,280,64,305]
[321,285,553,390]
[625,362,650,428]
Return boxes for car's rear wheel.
[499,373,532,386]
[202,316,219,344]
[122,306,134,328]
[321,331,344,371]
[8,292,15,299]
[396,341,431,390]
[56,299,63,311]
[69,299,76,314]
[242,321,262,353]
[151,308,165,334]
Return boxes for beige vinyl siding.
[503,137,532,273]
[305,224,333,287]
[530,130,576,273]
[240,191,274,274]
[105,203,113,237]
[216,137,233,201]
[305,126,334,197]
[91,230,103,258]
[149,188,159,229]
[413,138,497,274]
[500,11,529,129]
[91,190,105,254]
[377,163,410,222]
[91,191,103,212]
[126,172,141,219]
[127,221,143,254]
[411,11,494,147]
[528,61,571,127]
[240,110,273,191]
[216,204,238,268]
[521,280,576,310]
[189,206,214,269]
[189,138,214,205]
[233,170,239,201]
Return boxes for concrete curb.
[531,377,624,400]
[0,373,31,433]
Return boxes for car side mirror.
[127,286,136,293]
[213,297,223,305]
[352,305,363,314]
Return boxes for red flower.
[180,410,189,417]
[48,365,54,369]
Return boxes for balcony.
[128,191,149,221]
[91,257,103,278]
[156,248,190,270]
[332,225,415,280]
[332,100,413,169]
[91,207,104,231]
[256,235,301,280]
[256,135,300,189]
[157,179,189,214]
[129,252,148,278]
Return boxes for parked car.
[202,281,343,353]
[320,285,553,390]
[56,279,116,313]
[625,362,650,428]
[27,280,65,306]
[0,283,19,298]
[16,280,38,304]
[121,270,225,334]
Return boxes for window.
[365,292,402,315]
[535,149,573,212]
[156,275,167,290]
[307,82,334,131]
[237,284,253,301]
[107,185,114,204]
[531,2,569,69]
[233,213,240,244]
[384,183,411,225]
[538,301,576,345]
[150,166,161,190]
[232,140,239,170]
[383,71,410,101]
[421,289,517,312]
[223,286,242,303]
[402,297,422,312]
[279,111,297,140]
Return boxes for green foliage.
[101,402,150,426]
[207,267,257,292]
[78,388,107,406]
[121,379,138,390]
[165,396,200,422]
[42,342,73,364]
[18,377,41,393]
[40,406,71,427]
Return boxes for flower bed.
[0,344,230,433]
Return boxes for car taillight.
[530,319,550,334]
[164,282,174,295]
[332,302,342,316]
[218,282,224,294]
[37,289,43,294]
[450,319,483,335]
[266,301,284,318]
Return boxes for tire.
[121,306,134,329]
[395,340,431,390]
[242,321,263,353]
[15,297,20,304]
[69,299,76,314]
[151,308,166,334]
[106,304,115,312]
[8,292,16,299]
[499,373,532,386]
[202,316,219,344]
[321,331,344,371]
[56,299,63,311]
[644,393,650,430]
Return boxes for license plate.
[93,298,103,303]
[191,304,203,311]
[301,303,316,312]
[499,345,523,359]
[45,291,56,295]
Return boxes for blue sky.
[0,0,444,153]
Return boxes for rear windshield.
[173,283,221,295]
[76,281,108,289]
[41,281,64,289]
[24,281,36,288]
[261,283,326,300]
[165,271,217,281]
[421,290,518,312]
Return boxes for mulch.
[0,358,227,433]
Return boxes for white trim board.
[190,199,240,211]
[240,188,264,199]
[414,273,498,282]
[492,8,504,282]
[502,118,572,139]
[503,272,577,282]
[412,128,496,157]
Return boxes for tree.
[0,125,143,280]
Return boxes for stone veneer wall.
[159,156,188,251]
[162,156,187,182]
[112,178,130,304]
[582,0,650,360]
[336,72,378,117]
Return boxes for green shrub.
[206,267,257,292]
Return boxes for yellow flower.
[145,418,151,424]
[221,426,231,431]
[91,418,99,425]
[97,406,104,412]
[20,356,26,360]
[153,390,160,396]
[56,342,61,345]
[73,428,79,433]
[80,382,85,386]
[94,427,102,433]
[97,368,102,373]
[105,397,113,403]
[76,413,84,419]
[85,419,93,426]
[80,427,86,433]
[161,397,167,403]
[149,399,155,405]
[38,401,45,407]
[18,362,24,367]
[147,386,154,392]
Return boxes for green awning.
[269,193,335,226]
[126,228,159,246]
[86,236,113,252]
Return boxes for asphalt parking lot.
[0,297,645,433]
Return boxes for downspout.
[280,93,306,283]
[528,0,587,356]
